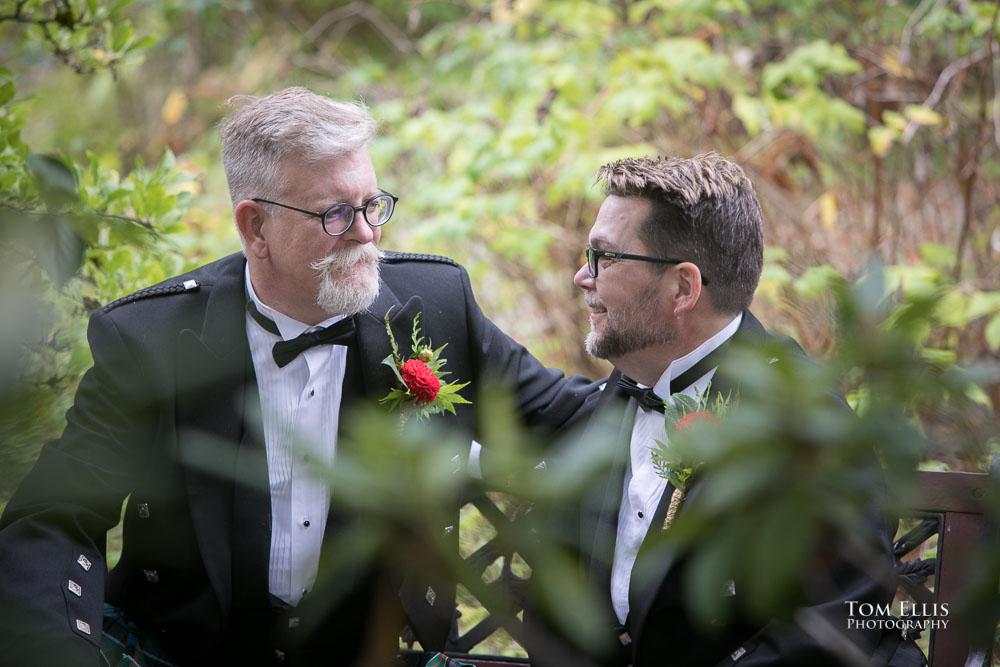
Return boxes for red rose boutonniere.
[380,309,471,422]
[652,386,733,531]
[400,358,440,403]
[674,410,718,431]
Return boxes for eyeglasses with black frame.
[585,244,709,284]
[251,190,398,237]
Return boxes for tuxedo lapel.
[626,477,679,633]
[580,371,634,592]
[230,357,271,609]
[627,488,679,642]
[174,255,257,617]
[354,284,465,649]
[705,310,765,405]
[310,280,411,555]
[628,310,768,648]
[352,281,422,402]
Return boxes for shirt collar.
[650,313,743,397]
[245,263,344,341]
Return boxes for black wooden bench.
[403,457,1000,667]
[892,456,1000,667]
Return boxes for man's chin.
[316,270,381,317]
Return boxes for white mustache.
[585,294,606,310]
[310,244,380,273]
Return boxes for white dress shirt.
[245,266,348,607]
[610,314,742,625]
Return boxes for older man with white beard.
[0,87,599,667]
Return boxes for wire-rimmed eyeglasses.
[585,244,709,284]
[251,190,398,237]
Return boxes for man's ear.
[671,262,703,316]
[235,200,268,259]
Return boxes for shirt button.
[309,389,315,397]
[303,519,310,527]
[638,511,644,519]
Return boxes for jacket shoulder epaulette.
[102,279,201,313]
[380,251,458,267]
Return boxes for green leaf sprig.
[379,309,471,421]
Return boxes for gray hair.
[220,87,377,207]
[596,153,763,315]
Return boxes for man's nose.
[340,214,376,244]
[573,263,594,290]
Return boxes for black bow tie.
[247,300,356,368]
[617,340,733,412]
[617,375,666,412]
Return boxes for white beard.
[311,244,382,316]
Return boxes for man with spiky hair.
[527,154,906,666]
[0,87,599,666]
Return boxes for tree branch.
[992,10,1000,148]
[899,0,941,67]
[303,1,414,54]
[1,0,111,76]
[87,210,159,234]
[952,2,998,278]
[0,0,97,30]
[902,46,990,143]
[0,203,160,234]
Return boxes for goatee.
[311,244,381,316]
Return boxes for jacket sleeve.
[0,308,150,666]
[458,265,602,434]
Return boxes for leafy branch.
[0,0,156,75]
[0,203,160,234]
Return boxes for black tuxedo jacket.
[0,251,599,666]
[531,312,896,667]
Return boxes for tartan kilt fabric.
[101,604,177,667]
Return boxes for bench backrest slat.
[907,468,992,667]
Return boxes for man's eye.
[325,205,351,221]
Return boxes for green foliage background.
[2,0,1000,658]
[3,0,999,500]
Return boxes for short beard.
[585,282,673,360]
[311,244,382,316]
